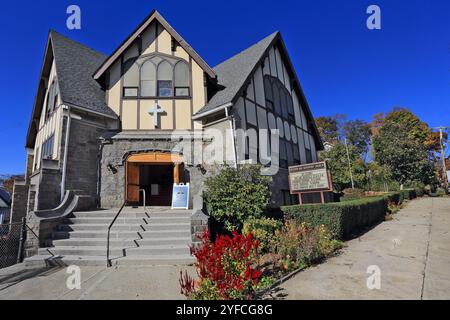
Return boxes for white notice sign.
[288,161,332,193]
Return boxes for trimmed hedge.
[281,197,388,239]
[387,189,419,205]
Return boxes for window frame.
[42,134,55,160]
[121,55,191,99]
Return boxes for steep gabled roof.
[193,32,279,118]
[50,31,117,117]
[193,31,323,150]
[26,31,117,148]
[93,10,216,81]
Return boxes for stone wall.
[64,119,106,202]
[10,180,28,223]
[35,160,61,210]
[100,134,211,209]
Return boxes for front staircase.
[25,207,195,267]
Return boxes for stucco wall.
[105,20,207,131]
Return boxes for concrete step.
[52,230,139,239]
[140,229,191,239]
[57,224,142,232]
[71,211,149,218]
[51,238,138,247]
[41,244,191,257]
[71,209,192,218]
[51,237,192,247]
[125,244,191,256]
[65,217,147,224]
[135,237,192,246]
[38,246,130,257]
[141,222,191,231]
[25,254,195,267]
[24,255,111,267]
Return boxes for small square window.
[158,80,173,97]
[123,87,138,97]
[175,87,190,97]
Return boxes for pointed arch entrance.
[126,152,184,206]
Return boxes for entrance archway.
[125,152,184,206]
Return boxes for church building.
[11,10,323,238]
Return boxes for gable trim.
[93,10,216,81]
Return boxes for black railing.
[106,201,127,267]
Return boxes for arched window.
[174,61,190,97]
[122,56,190,98]
[157,60,173,97]
[140,60,156,97]
[123,60,139,97]
[264,76,273,110]
[272,81,282,115]
[280,87,288,119]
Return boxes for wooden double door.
[126,152,184,206]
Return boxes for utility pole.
[344,137,355,189]
[435,127,449,189]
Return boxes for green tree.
[372,110,435,187]
[203,164,272,231]
[319,143,367,192]
[343,119,372,156]
[315,116,339,144]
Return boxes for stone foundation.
[10,180,29,223]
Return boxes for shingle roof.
[50,31,117,118]
[0,188,10,207]
[193,32,278,117]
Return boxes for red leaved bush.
[180,230,262,300]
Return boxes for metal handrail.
[139,189,147,213]
[106,201,127,267]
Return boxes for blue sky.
[0,0,449,174]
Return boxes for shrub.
[180,231,262,300]
[204,164,272,231]
[414,187,424,197]
[385,192,401,205]
[341,188,366,201]
[436,188,447,196]
[271,220,342,270]
[242,218,282,253]
[281,197,387,239]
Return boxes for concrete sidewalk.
[1,197,448,300]
[273,197,450,300]
[0,263,195,300]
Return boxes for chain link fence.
[0,221,24,269]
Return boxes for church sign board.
[171,183,190,209]
[288,162,332,203]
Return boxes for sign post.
[171,183,190,210]
[288,161,333,204]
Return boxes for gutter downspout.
[60,105,71,202]
[225,105,238,168]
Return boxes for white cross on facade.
[148,104,164,127]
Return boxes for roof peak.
[93,9,216,80]
[214,31,279,69]
[48,30,107,58]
